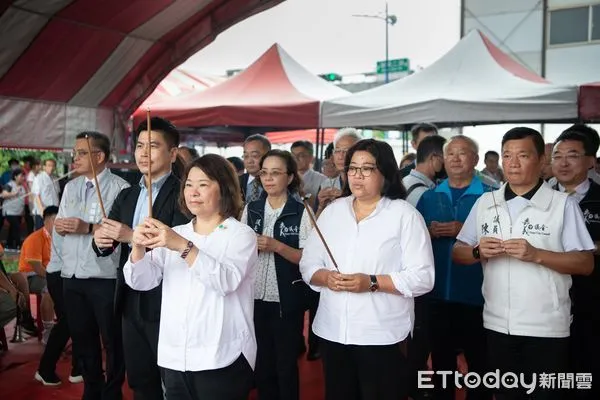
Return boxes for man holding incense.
[93,117,189,400]
[56,131,130,399]
[452,127,594,400]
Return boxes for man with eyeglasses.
[551,127,600,399]
[55,131,130,398]
[240,134,271,204]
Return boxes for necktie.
[248,179,261,202]
[85,181,95,201]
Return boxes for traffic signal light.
[319,73,342,82]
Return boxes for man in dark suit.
[239,134,271,203]
[93,117,189,400]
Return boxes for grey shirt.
[301,169,327,201]
[58,168,130,279]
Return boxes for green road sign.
[376,58,409,74]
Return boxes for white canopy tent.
[321,30,579,129]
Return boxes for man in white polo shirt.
[452,127,594,400]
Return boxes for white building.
[460,0,600,166]
[461,0,600,85]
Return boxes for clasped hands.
[479,237,538,262]
[94,217,186,252]
[429,221,463,238]
[55,217,89,236]
[326,271,371,293]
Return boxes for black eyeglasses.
[346,166,376,177]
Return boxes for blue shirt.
[417,176,493,306]
[132,173,172,229]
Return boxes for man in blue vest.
[417,135,493,400]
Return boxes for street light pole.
[352,4,396,84]
[385,2,389,83]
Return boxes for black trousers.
[63,277,125,400]
[254,300,303,400]
[163,354,254,400]
[407,296,432,400]
[38,272,77,375]
[307,292,320,353]
[320,337,409,400]
[487,329,569,400]
[570,312,599,399]
[429,301,490,400]
[23,205,33,235]
[122,296,163,400]
[5,215,21,248]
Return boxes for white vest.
[475,182,571,338]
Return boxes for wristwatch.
[369,275,379,292]
[472,245,481,260]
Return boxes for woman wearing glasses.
[300,139,435,400]
[241,150,312,400]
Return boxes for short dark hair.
[554,131,595,156]
[135,117,180,149]
[501,127,545,157]
[291,140,314,155]
[11,168,23,180]
[484,150,499,160]
[179,146,199,160]
[342,139,406,200]
[561,124,599,155]
[76,131,111,160]
[179,154,243,219]
[258,150,303,197]
[416,135,446,163]
[227,156,244,172]
[43,206,59,219]
[244,134,271,152]
[8,158,19,166]
[43,158,56,167]
[324,142,334,159]
[411,123,438,142]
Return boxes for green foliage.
[0,150,58,174]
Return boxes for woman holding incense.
[299,139,435,400]
[123,154,258,400]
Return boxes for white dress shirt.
[123,218,259,372]
[299,196,435,346]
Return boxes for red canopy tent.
[0,0,283,151]
[579,82,600,122]
[138,69,225,107]
[266,129,337,144]
[132,43,350,130]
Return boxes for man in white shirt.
[56,131,129,399]
[550,128,600,399]
[453,127,595,400]
[31,158,60,230]
[402,135,446,207]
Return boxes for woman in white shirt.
[241,149,311,400]
[300,139,435,400]
[1,169,27,249]
[123,154,258,400]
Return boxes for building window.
[549,6,589,45]
[593,5,600,40]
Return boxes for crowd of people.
[0,118,598,400]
